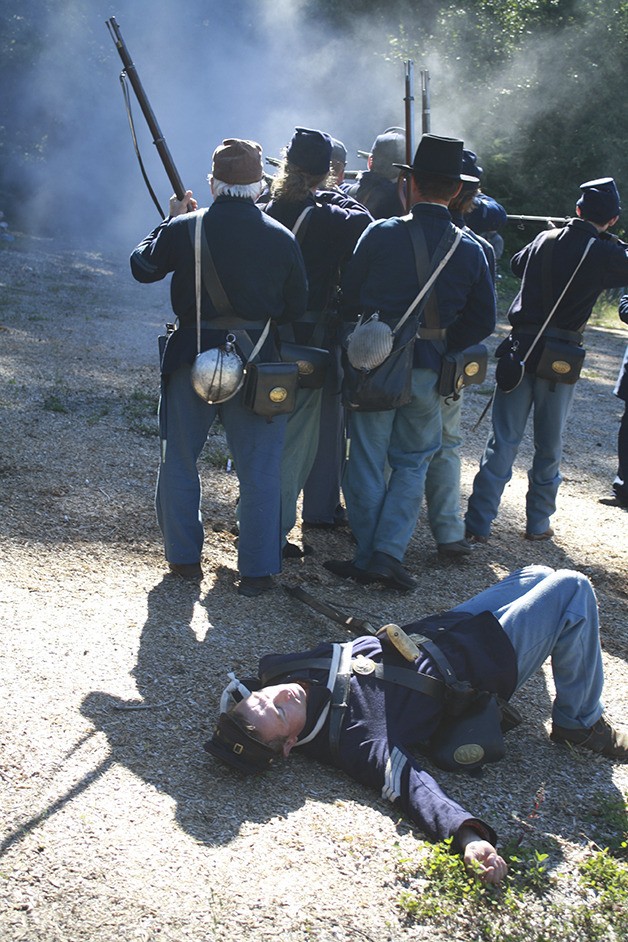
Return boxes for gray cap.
[370,127,406,181]
[331,137,347,165]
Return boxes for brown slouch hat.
[212,138,264,184]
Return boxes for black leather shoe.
[365,552,417,591]
[282,541,314,559]
[612,484,628,507]
[323,559,374,584]
[238,575,276,598]
[550,717,628,760]
[169,562,203,583]
[302,517,349,531]
[524,527,554,542]
[437,539,473,558]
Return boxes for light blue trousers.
[454,565,604,729]
[302,350,345,525]
[343,367,441,568]
[157,365,287,577]
[280,387,323,543]
[425,393,465,544]
[465,375,576,537]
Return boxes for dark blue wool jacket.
[341,202,496,371]
[131,196,308,365]
[508,218,628,333]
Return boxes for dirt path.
[1,236,626,941]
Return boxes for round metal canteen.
[347,314,394,371]
[190,344,244,404]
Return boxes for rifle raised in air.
[403,59,415,212]
[106,16,186,216]
[420,69,430,134]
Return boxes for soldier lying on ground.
[206,565,628,885]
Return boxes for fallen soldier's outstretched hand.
[463,839,508,884]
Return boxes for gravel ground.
[0,235,626,941]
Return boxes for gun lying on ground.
[106,16,186,216]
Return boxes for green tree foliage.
[385,0,628,230]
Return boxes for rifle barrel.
[266,154,360,180]
[506,214,571,225]
[106,17,186,200]
[420,69,431,134]
[404,60,415,213]
[404,60,415,168]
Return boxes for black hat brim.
[203,737,271,774]
[393,162,479,184]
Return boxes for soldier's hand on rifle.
[169,190,197,217]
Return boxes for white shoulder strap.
[522,236,596,364]
[194,210,207,355]
[295,642,344,747]
[292,205,314,237]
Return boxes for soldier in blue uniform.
[131,139,308,595]
[611,295,628,506]
[264,128,372,556]
[424,150,497,560]
[342,127,406,220]
[300,137,373,533]
[326,134,495,590]
[465,177,628,543]
[465,191,507,260]
[206,565,628,885]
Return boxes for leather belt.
[514,324,583,344]
[417,327,447,341]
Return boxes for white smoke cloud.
[7,1,434,251]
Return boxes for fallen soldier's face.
[234,682,308,757]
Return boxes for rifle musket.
[404,59,415,212]
[106,16,186,203]
[506,214,571,225]
[420,69,431,134]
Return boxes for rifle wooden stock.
[106,16,186,200]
